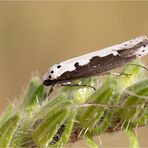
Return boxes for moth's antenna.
[128,63,148,71]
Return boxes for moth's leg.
[118,64,148,78]
[100,63,148,79]
[61,83,96,91]
[119,72,132,78]
[127,63,148,71]
[48,84,54,96]
[103,72,132,78]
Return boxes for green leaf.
[0,105,15,128]
[0,114,20,147]
[91,111,114,135]
[127,78,148,93]
[32,99,73,123]
[10,119,33,147]
[32,103,72,147]
[78,77,117,130]
[22,77,46,110]
[134,106,148,126]
[53,109,77,147]
[118,79,148,122]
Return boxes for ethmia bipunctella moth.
[43,36,148,93]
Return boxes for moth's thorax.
[43,35,148,86]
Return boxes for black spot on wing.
[74,62,80,68]
[57,65,61,68]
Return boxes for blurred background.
[0,1,148,147]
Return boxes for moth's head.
[43,63,63,86]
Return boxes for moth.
[43,36,148,88]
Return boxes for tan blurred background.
[0,1,148,147]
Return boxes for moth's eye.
[51,70,54,74]
[57,65,61,69]
[49,75,51,79]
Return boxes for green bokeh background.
[0,1,148,147]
